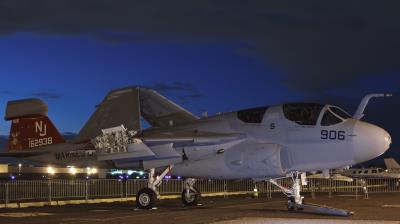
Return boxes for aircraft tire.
[181,187,201,206]
[136,188,156,209]
[287,197,295,211]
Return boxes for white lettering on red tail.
[35,120,47,137]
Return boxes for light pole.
[18,163,22,176]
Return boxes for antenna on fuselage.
[353,93,392,120]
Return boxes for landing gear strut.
[136,165,173,209]
[269,171,353,216]
[181,178,201,206]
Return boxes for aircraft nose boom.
[353,121,391,164]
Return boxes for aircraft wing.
[73,87,199,143]
[139,88,198,128]
[74,87,141,143]
[142,130,243,141]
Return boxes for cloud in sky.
[145,82,202,105]
[0,89,61,100]
[32,91,61,100]
[1,0,399,93]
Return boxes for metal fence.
[0,178,399,205]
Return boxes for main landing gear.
[136,165,173,209]
[269,171,353,216]
[181,178,201,206]
[135,165,202,209]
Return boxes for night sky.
[0,1,399,158]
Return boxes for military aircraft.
[307,172,354,182]
[341,167,400,179]
[0,88,392,215]
[339,158,400,179]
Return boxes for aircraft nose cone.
[353,121,391,164]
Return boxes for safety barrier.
[0,178,399,205]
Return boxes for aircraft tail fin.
[384,158,400,169]
[4,98,65,151]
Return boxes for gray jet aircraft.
[0,88,392,215]
[340,158,400,179]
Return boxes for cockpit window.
[237,106,268,123]
[283,103,323,125]
[321,109,342,126]
[330,107,351,119]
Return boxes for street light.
[18,163,22,176]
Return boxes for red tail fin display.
[8,116,65,151]
[5,98,65,151]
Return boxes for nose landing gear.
[181,178,201,206]
[269,171,353,216]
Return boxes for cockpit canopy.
[235,103,351,126]
[283,103,351,126]
[321,106,351,126]
[283,103,323,125]
[237,106,268,123]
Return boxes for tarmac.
[1,193,400,224]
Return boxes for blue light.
[10,175,16,180]
[111,170,123,175]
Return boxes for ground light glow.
[47,166,56,175]
[86,167,98,175]
[68,166,77,175]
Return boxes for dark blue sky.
[0,33,305,133]
[0,1,399,155]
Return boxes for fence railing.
[0,178,399,205]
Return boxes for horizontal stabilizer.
[5,98,48,120]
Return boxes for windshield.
[330,107,351,119]
[321,109,342,126]
[321,106,351,126]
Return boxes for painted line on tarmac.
[382,204,400,208]
[211,217,400,224]
[0,212,54,218]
